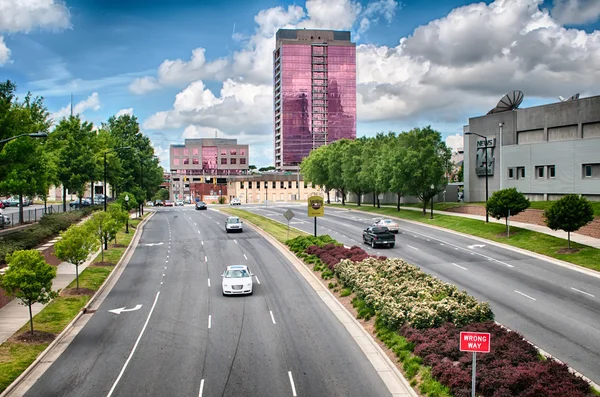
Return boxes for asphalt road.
[240,202,600,385]
[23,207,391,397]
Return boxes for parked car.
[195,201,207,210]
[164,200,174,207]
[225,216,243,233]
[0,201,4,209]
[5,197,20,207]
[154,200,164,206]
[373,219,399,233]
[362,226,396,248]
[230,198,241,206]
[69,198,91,208]
[221,265,254,296]
[184,199,191,204]
[146,201,154,207]
[175,200,184,206]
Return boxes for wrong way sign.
[460,331,491,353]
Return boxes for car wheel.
[371,240,376,248]
[362,236,367,244]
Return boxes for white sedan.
[222,265,254,296]
[374,218,399,233]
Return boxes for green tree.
[55,225,98,289]
[382,133,409,211]
[341,138,367,206]
[543,194,595,249]
[86,211,119,262]
[327,139,350,205]
[486,188,531,234]
[300,145,332,202]
[359,133,394,208]
[258,166,276,172]
[0,250,58,334]
[153,189,169,201]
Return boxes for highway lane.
[241,203,600,385]
[23,207,392,397]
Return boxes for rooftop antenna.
[559,93,580,102]
[487,90,524,114]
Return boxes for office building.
[464,93,600,202]
[273,28,357,171]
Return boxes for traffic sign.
[283,209,295,221]
[460,332,491,353]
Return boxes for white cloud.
[0,0,70,65]
[128,76,161,95]
[115,108,134,117]
[551,0,600,25]
[51,92,101,122]
[0,36,9,65]
[445,133,464,152]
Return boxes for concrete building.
[169,138,250,201]
[464,94,600,202]
[274,29,357,171]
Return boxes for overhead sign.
[307,195,324,217]
[460,331,491,353]
[283,209,295,221]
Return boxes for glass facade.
[274,34,356,170]
[202,146,218,170]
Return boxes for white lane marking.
[208,278,211,287]
[208,315,212,329]
[201,240,204,245]
[234,240,238,244]
[452,263,468,270]
[288,371,297,397]
[164,266,167,269]
[209,216,212,219]
[194,222,197,226]
[167,250,170,254]
[426,239,431,242]
[205,256,208,263]
[514,290,536,301]
[160,281,163,285]
[166,255,169,258]
[198,379,204,397]
[166,259,168,263]
[244,254,248,260]
[162,274,165,277]
[106,291,160,397]
[198,231,201,234]
[571,287,595,298]
[216,222,220,225]
[489,258,514,268]
[407,245,419,251]
[270,311,276,325]
[413,235,418,238]
[255,276,261,284]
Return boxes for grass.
[0,215,144,394]
[328,203,600,272]
[219,208,310,243]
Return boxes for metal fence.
[0,203,77,230]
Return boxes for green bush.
[0,210,90,264]
[285,235,340,255]
[340,288,352,297]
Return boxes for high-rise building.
[273,29,357,171]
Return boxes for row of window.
[173,158,247,166]
[507,163,599,180]
[240,181,309,189]
[172,148,246,157]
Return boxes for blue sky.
[1,0,599,168]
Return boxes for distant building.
[464,94,600,202]
[274,28,357,171]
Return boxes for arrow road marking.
[468,244,486,249]
[142,242,163,247]
[108,304,143,315]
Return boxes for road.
[240,202,600,385]
[23,207,391,397]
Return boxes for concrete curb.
[0,213,154,397]
[338,207,600,280]
[221,210,418,397]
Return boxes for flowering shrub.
[286,235,339,255]
[335,257,494,329]
[401,321,591,397]
[305,243,383,269]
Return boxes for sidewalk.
[374,204,600,249]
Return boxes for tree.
[111,198,132,243]
[54,225,98,289]
[382,133,409,211]
[326,139,350,205]
[153,189,169,201]
[300,146,331,202]
[457,162,464,182]
[0,250,58,334]
[486,188,530,234]
[341,138,367,206]
[258,166,276,172]
[544,195,595,249]
[86,211,120,261]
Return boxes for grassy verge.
[222,208,448,396]
[219,208,309,243]
[0,214,147,393]
[329,203,600,272]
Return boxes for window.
[272,181,276,188]
[288,181,292,188]
[173,148,180,156]
[192,148,199,156]
[583,164,597,178]
[295,181,298,188]
[173,177,180,181]
[280,181,284,188]
[240,158,246,165]
[221,149,227,156]
[517,167,525,179]
[536,166,544,178]
[193,177,200,182]
[221,158,227,165]
[174,158,180,166]
[192,158,199,165]
[182,148,188,156]
[183,158,190,165]
[240,149,246,156]
[548,166,556,178]
[248,181,252,189]
[230,149,237,156]
[240,182,244,189]
[230,158,237,165]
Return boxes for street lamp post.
[124,194,130,234]
[0,132,48,145]
[430,184,435,219]
[103,147,131,212]
[465,132,490,223]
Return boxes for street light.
[103,146,131,212]
[465,131,490,223]
[430,184,435,219]
[0,132,48,145]
[124,194,130,234]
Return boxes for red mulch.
[41,246,62,266]
[61,287,96,296]
[11,330,56,344]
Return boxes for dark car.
[362,226,395,248]
[154,200,164,206]
[195,201,207,210]
[69,198,91,208]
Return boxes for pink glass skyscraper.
[274,29,357,171]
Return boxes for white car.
[222,265,254,296]
[230,198,241,205]
[225,216,243,233]
[374,219,399,233]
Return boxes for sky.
[1,0,600,169]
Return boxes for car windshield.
[228,217,240,223]
[224,269,249,278]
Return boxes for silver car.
[225,216,243,233]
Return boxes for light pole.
[0,132,48,145]
[430,184,435,219]
[103,146,131,212]
[465,132,490,223]
[124,194,130,234]
[499,122,504,190]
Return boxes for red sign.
[460,332,491,353]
